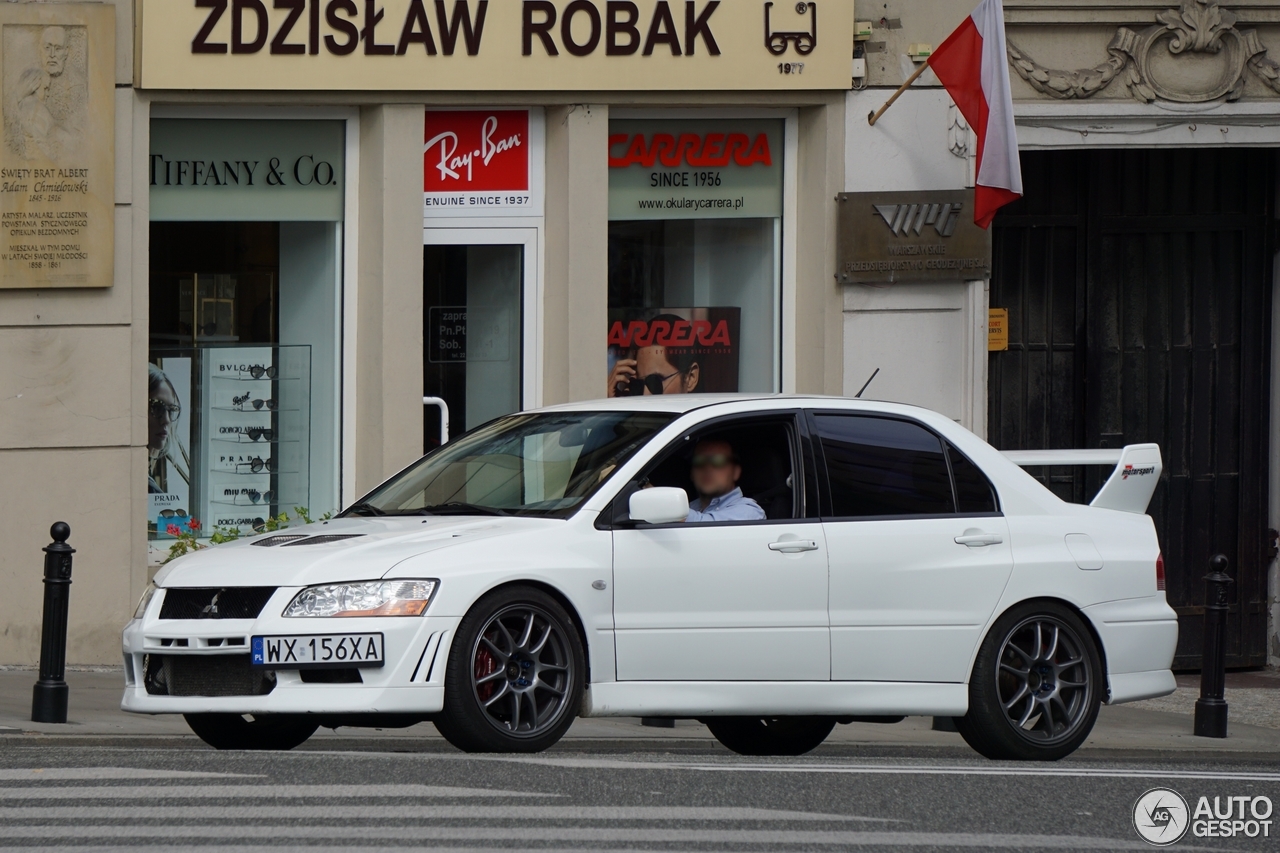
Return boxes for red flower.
[166,524,181,537]
[187,518,202,531]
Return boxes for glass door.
[423,228,538,451]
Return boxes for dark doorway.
[990,149,1274,668]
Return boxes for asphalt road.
[0,737,1277,851]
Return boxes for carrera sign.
[136,0,856,91]
[423,109,544,218]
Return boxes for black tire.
[955,601,1103,761]
[706,717,836,756]
[183,713,319,750]
[433,586,584,753]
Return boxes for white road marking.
[0,784,554,800]
[0,826,1220,850]
[0,805,891,821]
[0,768,256,781]
[471,755,1280,783]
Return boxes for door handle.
[954,532,1003,547]
[769,539,819,553]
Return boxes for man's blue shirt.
[686,487,766,523]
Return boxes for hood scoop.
[282,534,366,546]
[251,535,310,547]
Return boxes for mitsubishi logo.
[874,202,962,237]
[200,591,221,619]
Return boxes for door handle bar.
[954,533,1003,547]
[769,540,819,553]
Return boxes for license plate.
[251,634,385,669]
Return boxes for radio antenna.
[854,368,881,399]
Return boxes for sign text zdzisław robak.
[137,0,855,91]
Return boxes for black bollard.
[31,522,74,724]
[1193,553,1232,739]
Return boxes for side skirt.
[581,681,968,718]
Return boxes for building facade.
[0,0,855,664]
[846,0,1280,668]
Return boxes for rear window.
[813,415,954,517]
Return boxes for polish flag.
[928,0,1023,228]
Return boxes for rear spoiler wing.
[1000,444,1162,514]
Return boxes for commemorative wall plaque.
[836,190,992,285]
[0,3,113,289]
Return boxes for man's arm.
[686,497,767,523]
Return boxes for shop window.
[148,119,344,545]
[607,119,784,398]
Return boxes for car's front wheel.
[434,586,584,753]
[183,713,319,750]
[955,602,1103,761]
[705,717,836,756]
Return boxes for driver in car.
[685,438,766,523]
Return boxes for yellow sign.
[137,0,855,91]
[988,307,1008,352]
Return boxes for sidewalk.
[1,668,1277,754]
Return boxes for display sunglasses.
[158,508,189,519]
[247,365,277,380]
[252,398,278,411]
[149,398,181,420]
[242,489,274,505]
[235,457,276,473]
[245,427,275,442]
[200,323,219,336]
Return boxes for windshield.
[346,411,675,518]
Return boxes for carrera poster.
[606,307,740,397]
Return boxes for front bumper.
[121,600,459,716]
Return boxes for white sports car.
[122,395,1177,760]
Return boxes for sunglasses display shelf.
[199,346,312,533]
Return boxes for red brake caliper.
[474,636,499,702]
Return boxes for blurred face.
[41,28,67,77]
[691,440,740,499]
[635,346,698,395]
[148,384,178,451]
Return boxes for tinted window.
[948,444,998,514]
[814,415,954,517]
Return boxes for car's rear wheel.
[183,713,319,750]
[955,602,1102,761]
[434,586,584,753]
[705,717,836,756]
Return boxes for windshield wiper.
[344,502,386,517]
[414,502,510,516]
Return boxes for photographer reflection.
[608,314,701,397]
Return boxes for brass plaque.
[837,190,992,285]
[988,307,1009,352]
[0,3,114,289]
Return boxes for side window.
[813,414,954,518]
[948,443,999,514]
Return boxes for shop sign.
[836,190,993,284]
[150,119,345,221]
[0,3,115,289]
[988,308,1009,352]
[137,0,855,91]
[423,109,544,218]
[608,119,782,221]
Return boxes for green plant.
[161,507,330,564]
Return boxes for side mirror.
[628,487,690,525]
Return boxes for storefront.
[0,0,855,664]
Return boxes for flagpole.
[867,62,931,126]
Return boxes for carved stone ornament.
[1007,0,1280,103]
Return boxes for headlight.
[283,580,438,618]
[134,584,157,619]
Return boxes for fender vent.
[252,535,310,547]
[283,534,365,546]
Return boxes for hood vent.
[283,534,366,546]
[251,535,310,547]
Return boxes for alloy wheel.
[470,604,574,738]
[995,615,1095,744]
